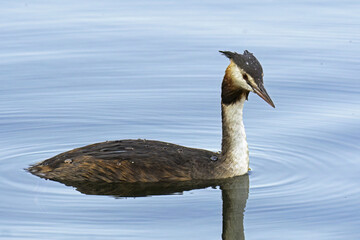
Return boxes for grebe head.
[220,50,275,108]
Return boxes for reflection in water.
[54,175,249,240]
[221,176,249,240]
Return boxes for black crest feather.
[219,50,264,86]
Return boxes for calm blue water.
[1,0,359,239]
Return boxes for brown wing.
[28,139,219,183]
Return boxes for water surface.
[1,0,359,239]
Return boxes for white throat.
[221,94,249,176]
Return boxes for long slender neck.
[218,65,250,178]
[220,95,249,177]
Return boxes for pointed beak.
[253,85,275,108]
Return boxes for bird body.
[28,50,274,183]
[29,139,219,182]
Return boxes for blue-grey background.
[1,0,359,239]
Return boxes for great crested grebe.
[28,50,275,183]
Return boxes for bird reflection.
[221,175,249,240]
[55,175,249,240]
